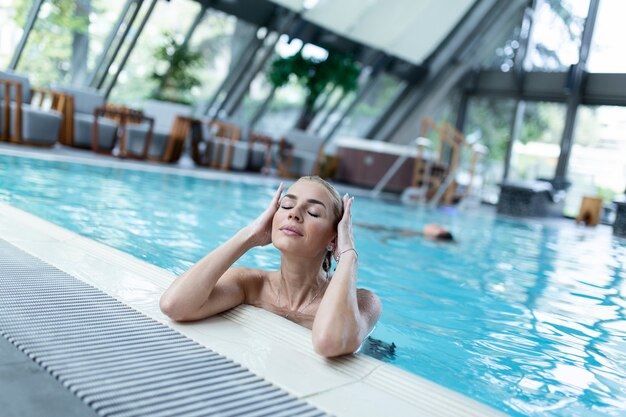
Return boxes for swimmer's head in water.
[436,231,454,241]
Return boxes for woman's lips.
[280,226,303,236]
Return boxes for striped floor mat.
[0,239,329,417]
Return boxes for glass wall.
[587,0,626,73]
[480,19,522,72]
[331,72,405,139]
[229,32,287,130]
[464,97,517,203]
[109,0,201,106]
[251,37,311,136]
[508,101,566,182]
[524,0,589,71]
[314,65,375,139]
[564,105,626,216]
[187,10,256,110]
[0,0,31,69]
[315,90,357,138]
[14,0,127,87]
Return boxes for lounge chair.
[0,70,65,146]
[94,104,154,159]
[195,119,241,169]
[125,100,192,162]
[51,84,119,153]
[246,132,275,172]
[215,130,277,172]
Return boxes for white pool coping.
[0,145,510,417]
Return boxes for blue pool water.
[1,153,625,417]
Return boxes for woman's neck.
[278,255,327,309]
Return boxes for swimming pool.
[1,153,625,417]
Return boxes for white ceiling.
[269,0,476,65]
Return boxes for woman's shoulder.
[356,287,380,301]
[228,266,274,302]
[356,288,382,315]
[228,266,271,287]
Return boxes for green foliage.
[574,107,602,146]
[596,186,617,204]
[519,102,565,144]
[17,0,89,33]
[544,0,585,42]
[14,0,90,86]
[150,32,202,105]
[268,49,360,128]
[465,97,516,163]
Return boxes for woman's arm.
[160,183,283,321]
[312,194,382,357]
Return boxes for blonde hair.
[297,176,343,272]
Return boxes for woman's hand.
[334,193,356,260]
[246,183,283,247]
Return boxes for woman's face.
[271,180,337,257]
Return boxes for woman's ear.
[327,236,337,252]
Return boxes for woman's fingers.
[341,193,353,224]
[334,193,355,259]
[272,182,284,208]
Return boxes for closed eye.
[308,211,319,217]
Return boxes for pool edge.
[0,202,509,417]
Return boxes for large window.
[509,101,566,182]
[314,65,375,139]
[14,0,127,87]
[565,106,626,216]
[251,37,311,136]
[110,0,201,105]
[464,97,517,203]
[480,18,522,72]
[587,0,626,73]
[229,32,288,130]
[525,0,589,71]
[187,10,256,109]
[331,72,405,139]
[0,0,31,69]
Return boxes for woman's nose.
[288,208,302,221]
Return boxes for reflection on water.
[1,154,625,417]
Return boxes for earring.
[326,245,333,252]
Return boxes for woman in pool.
[160,176,382,357]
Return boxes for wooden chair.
[93,105,154,159]
[248,132,275,173]
[195,120,241,170]
[126,101,195,163]
[52,84,120,153]
[576,196,603,226]
[0,72,67,146]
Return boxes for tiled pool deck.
[0,143,509,417]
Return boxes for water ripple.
[2,154,626,417]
